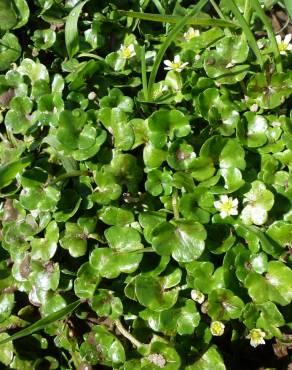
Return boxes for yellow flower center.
[122,48,132,59]
[250,330,263,342]
[211,321,224,336]
[278,42,288,52]
[219,200,234,213]
[171,62,181,70]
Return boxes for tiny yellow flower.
[183,27,200,42]
[163,55,188,73]
[210,321,225,336]
[214,195,238,219]
[247,328,266,348]
[275,34,292,55]
[191,289,205,304]
[118,44,136,59]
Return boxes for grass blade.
[226,0,264,67]
[0,300,82,345]
[147,0,209,100]
[118,10,239,29]
[141,45,148,101]
[283,0,292,19]
[65,0,89,58]
[251,0,282,72]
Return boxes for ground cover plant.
[0,0,292,368]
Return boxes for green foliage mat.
[0,0,292,369]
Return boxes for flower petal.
[220,194,228,203]
[163,60,172,67]
[275,35,282,44]
[214,201,221,209]
[174,55,181,63]
[220,211,228,218]
[284,33,292,44]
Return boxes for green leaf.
[31,221,59,261]
[74,262,100,299]
[245,261,292,305]
[186,345,226,370]
[0,333,13,366]
[208,288,245,320]
[135,275,179,311]
[148,109,191,149]
[65,0,89,58]
[80,325,125,366]
[90,171,122,205]
[151,220,207,262]
[0,33,21,71]
[98,206,134,226]
[105,226,143,252]
[91,290,123,320]
[141,299,200,335]
[0,300,81,345]
[257,301,285,338]
[90,247,142,278]
[283,0,292,18]
[0,156,32,189]
[0,0,17,30]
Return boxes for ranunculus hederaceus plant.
[0,0,291,368]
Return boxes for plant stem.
[172,188,180,220]
[114,319,144,348]
[49,170,91,185]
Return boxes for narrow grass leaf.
[251,0,282,72]
[147,0,209,100]
[65,0,89,58]
[0,300,81,345]
[226,0,263,68]
[283,0,292,19]
[141,45,148,101]
[118,11,239,29]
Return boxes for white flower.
[275,34,292,55]
[183,27,200,41]
[195,54,201,61]
[191,289,205,304]
[118,44,136,59]
[210,321,225,336]
[247,328,266,348]
[214,195,238,218]
[163,55,188,73]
